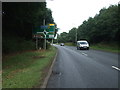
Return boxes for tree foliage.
[2,2,56,54]
[58,32,68,43]
[3,2,55,39]
[68,27,77,43]
[77,5,119,43]
[58,5,119,44]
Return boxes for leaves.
[3,2,56,53]
[58,5,119,44]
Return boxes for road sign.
[33,26,43,34]
[47,24,55,32]
[33,23,56,39]
[40,25,48,29]
[49,24,55,26]
[49,35,54,38]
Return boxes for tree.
[2,2,56,53]
[77,5,119,43]
[58,32,68,43]
[3,2,56,39]
[68,27,77,43]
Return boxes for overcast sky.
[47,0,119,34]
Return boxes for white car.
[77,40,89,50]
[60,43,64,46]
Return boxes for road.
[47,45,119,88]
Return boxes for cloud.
[47,0,119,34]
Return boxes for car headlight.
[80,45,83,47]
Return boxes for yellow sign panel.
[49,24,55,26]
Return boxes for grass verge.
[64,42,119,53]
[90,43,120,53]
[64,42,76,46]
[3,46,57,88]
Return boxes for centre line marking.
[82,53,88,56]
[112,66,120,71]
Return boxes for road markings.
[82,53,88,56]
[59,72,62,76]
[112,66,120,71]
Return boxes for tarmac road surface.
[47,45,119,88]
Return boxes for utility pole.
[43,19,46,50]
[36,35,38,50]
[52,38,53,45]
[75,28,77,43]
[57,33,58,44]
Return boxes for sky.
[47,0,119,34]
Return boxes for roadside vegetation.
[90,42,120,53]
[56,4,119,53]
[3,46,57,88]
[64,43,76,46]
[3,2,57,54]
[2,2,58,88]
[3,37,35,54]
[63,42,119,53]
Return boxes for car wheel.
[87,47,89,50]
[79,47,81,50]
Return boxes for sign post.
[43,19,46,50]
[33,21,56,49]
[36,35,38,50]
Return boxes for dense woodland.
[3,2,55,54]
[58,5,119,45]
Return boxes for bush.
[46,42,51,49]
[2,37,35,54]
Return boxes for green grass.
[65,42,76,46]
[64,42,119,53]
[90,43,120,53]
[3,46,57,88]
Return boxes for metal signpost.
[33,19,56,50]
[76,29,77,43]
[43,19,46,50]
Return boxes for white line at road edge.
[112,66,120,71]
[82,53,88,56]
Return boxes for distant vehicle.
[77,40,89,50]
[60,43,64,46]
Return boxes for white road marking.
[112,66,120,71]
[59,72,62,76]
[82,53,88,56]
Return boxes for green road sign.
[33,26,48,34]
[33,24,56,39]
[46,34,54,39]
[46,24,55,32]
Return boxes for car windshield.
[79,42,87,44]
